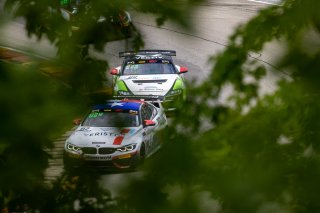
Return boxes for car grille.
[99,148,116,154]
[82,147,97,154]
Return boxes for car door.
[150,103,166,150]
[141,104,157,154]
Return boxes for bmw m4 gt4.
[64,99,167,170]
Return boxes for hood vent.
[133,79,167,84]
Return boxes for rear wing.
[119,50,176,58]
[113,95,165,102]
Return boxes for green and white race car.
[109,50,188,110]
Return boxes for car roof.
[92,100,143,111]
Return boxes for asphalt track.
[1,0,282,198]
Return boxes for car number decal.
[88,112,103,118]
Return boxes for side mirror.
[144,120,156,127]
[73,118,81,125]
[179,66,188,73]
[110,68,119,75]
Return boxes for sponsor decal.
[92,142,105,144]
[85,155,112,160]
[100,127,114,131]
[118,153,131,159]
[84,129,132,138]
[144,86,162,91]
[127,75,138,79]
[129,110,138,114]
[129,129,136,135]
[84,132,121,137]
[113,136,124,145]
[120,129,130,134]
[78,127,91,132]
[135,55,163,60]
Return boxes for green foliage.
[2,0,320,212]
[1,0,206,211]
[163,0,320,212]
[46,171,113,213]
[0,61,86,211]
[120,0,320,212]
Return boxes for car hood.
[120,74,179,96]
[66,126,141,147]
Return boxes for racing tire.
[139,143,146,163]
[130,143,145,171]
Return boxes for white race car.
[63,99,167,170]
[110,50,188,110]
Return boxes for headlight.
[117,144,137,152]
[166,89,182,96]
[66,143,82,153]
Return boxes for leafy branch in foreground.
[195,0,320,211]
[1,0,205,212]
[120,0,320,212]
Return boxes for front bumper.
[63,151,140,170]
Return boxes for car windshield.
[82,111,139,127]
[123,61,176,75]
